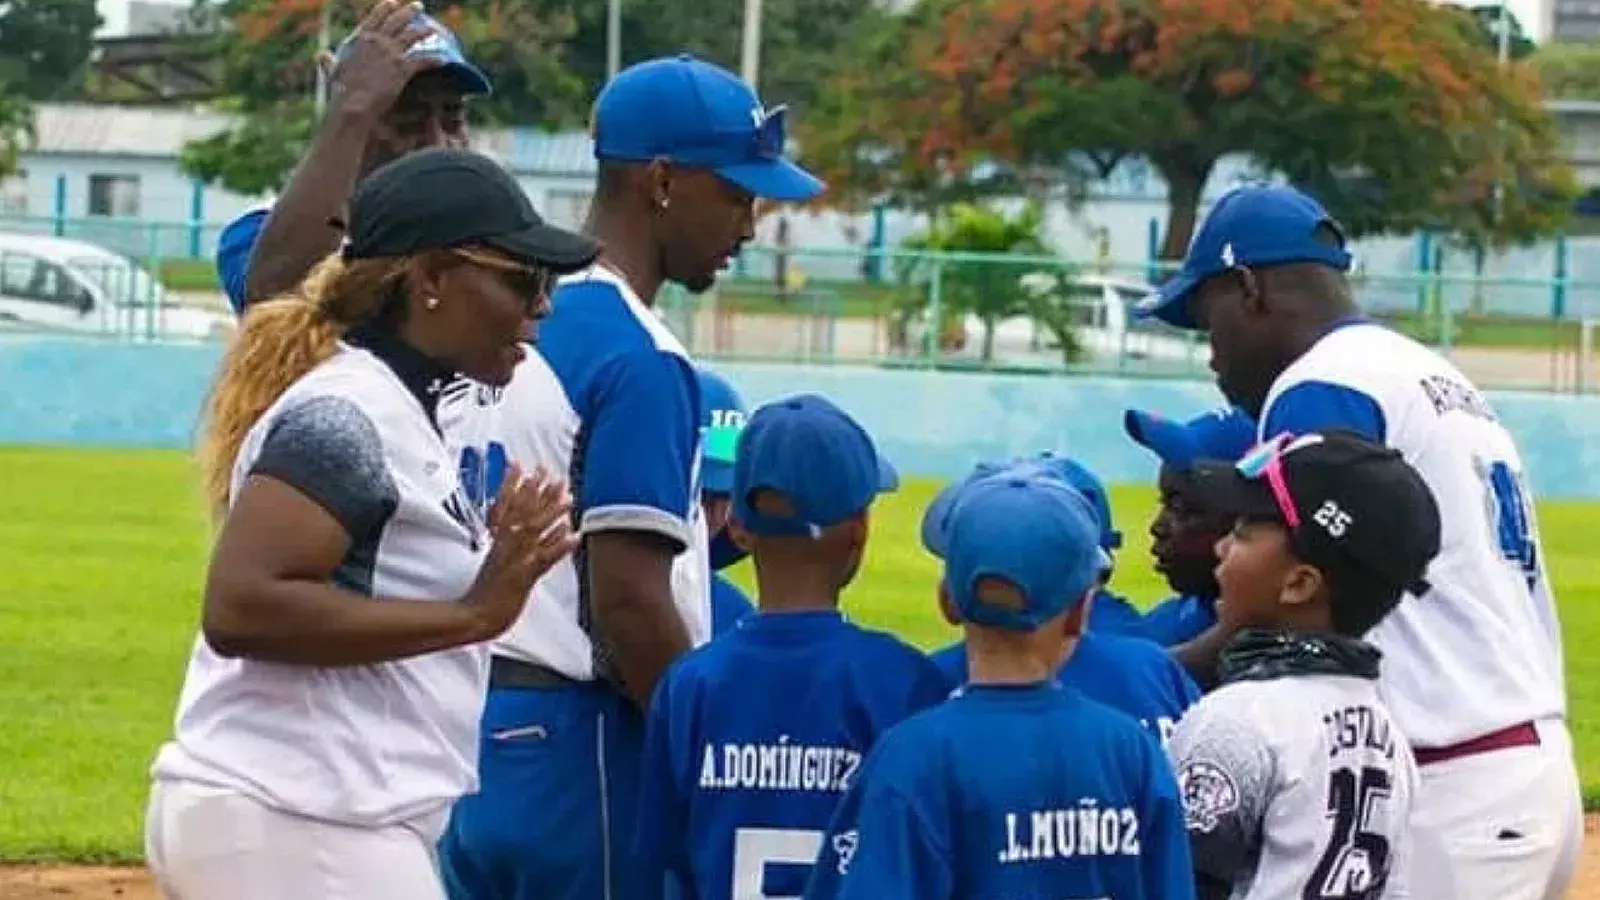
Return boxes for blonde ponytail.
[197,253,409,515]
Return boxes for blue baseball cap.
[337,13,492,96]
[1124,406,1258,471]
[1137,185,1353,329]
[732,394,898,537]
[922,455,1116,566]
[697,366,747,496]
[943,474,1106,632]
[591,55,825,203]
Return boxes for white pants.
[1405,718,1582,900]
[145,779,449,900]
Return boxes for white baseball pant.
[1404,717,1582,900]
[144,779,450,900]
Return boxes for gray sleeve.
[1167,697,1276,885]
[249,394,399,541]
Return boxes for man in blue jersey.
[696,365,755,634]
[216,0,492,312]
[805,471,1195,900]
[635,393,949,900]
[924,455,1200,747]
[438,56,826,900]
[1122,406,1257,652]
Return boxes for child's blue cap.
[944,473,1105,632]
[336,13,492,95]
[923,455,1117,565]
[1123,406,1258,470]
[591,55,824,202]
[696,366,746,496]
[732,393,898,537]
[1136,185,1352,328]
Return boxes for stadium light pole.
[606,0,622,80]
[1492,0,1511,224]
[740,0,764,89]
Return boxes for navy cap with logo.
[922,454,1119,566]
[335,11,493,96]
[591,54,825,203]
[343,148,599,271]
[1138,185,1354,329]
[1188,431,1442,596]
[1124,405,1258,471]
[942,473,1106,632]
[731,393,898,537]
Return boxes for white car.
[906,272,1210,371]
[0,232,233,342]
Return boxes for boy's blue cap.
[1124,406,1258,470]
[591,55,825,203]
[922,455,1116,566]
[944,474,1105,632]
[732,393,898,537]
[697,366,746,496]
[1137,185,1352,329]
[337,13,492,96]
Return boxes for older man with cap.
[437,55,825,900]
[216,0,493,313]
[1136,184,1581,899]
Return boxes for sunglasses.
[451,248,555,318]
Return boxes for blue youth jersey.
[803,683,1195,900]
[1140,594,1217,647]
[710,573,755,635]
[1087,588,1156,641]
[215,206,268,314]
[636,611,950,900]
[929,631,1200,747]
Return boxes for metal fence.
[5,215,1600,393]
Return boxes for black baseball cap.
[1188,431,1441,595]
[343,148,600,271]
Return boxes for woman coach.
[144,148,599,900]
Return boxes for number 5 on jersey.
[731,827,822,900]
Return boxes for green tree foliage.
[1533,43,1600,101]
[807,0,1577,258]
[0,0,100,100]
[899,202,1079,364]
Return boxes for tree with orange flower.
[803,0,1576,257]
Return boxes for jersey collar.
[345,325,458,425]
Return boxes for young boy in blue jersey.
[635,393,951,900]
[1122,406,1257,649]
[695,365,756,634]
[927,454,1200,747]
[805,471,1195,900]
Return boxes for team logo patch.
[1178,759,1239,834]
[831,830,859,875]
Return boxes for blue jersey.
[710,573,755,635]
[215,206,269,314]
[1140,594,1217,647]
[636,611,950,900]
[929,631,1200,747]
[1087,588,1157,641]
[804,683,1195,900]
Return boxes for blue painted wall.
[5,336,1600,500]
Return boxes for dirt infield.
[5,814,1600,899]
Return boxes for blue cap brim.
[878,455,900,493]
[1136,273,1202,329]
[438,60,493,95]
[716,157,825,202]
[1123,409,1200,470]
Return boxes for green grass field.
[4,445,1598,863]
